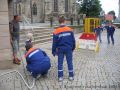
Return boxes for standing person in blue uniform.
[105,22,115,45]
[52,16,76,81]
[25,40,51,78]
[94,26,103,43]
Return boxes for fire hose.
[0,70,35,89]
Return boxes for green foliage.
[79,0,102,17]
[108,11,116,20]
[108,11,115,16]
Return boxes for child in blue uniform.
[94,26,103,43]
[52,16,75,81]
[105,22,115,45]
[25,40,51,78]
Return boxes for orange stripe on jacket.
[25,48,37,58]
[53,26,73,35]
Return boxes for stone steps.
[19,28,53,47]
[20,34,52,41]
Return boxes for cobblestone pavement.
[0,29,120,90]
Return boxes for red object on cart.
[79,33,97,41]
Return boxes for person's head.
[97,25,100,28]
[108,22,113,26]
[59,16,65,24]
[27,33,33,41]
[14,15,20,22]
[96,25,100,28]
[25,40,33,51]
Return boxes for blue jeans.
[97,33,102,43]
[12,37,19,54]
[58,50,74,78]
[107,33,114,45]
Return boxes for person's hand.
[10,37,13,44]
[56,48,58,54]
[52,48,58,56]
[52,52,56,57]
[72,48,75,52]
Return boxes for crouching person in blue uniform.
[52,16,76,81]
[25,40,51,78]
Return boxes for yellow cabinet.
[84,18,100,33]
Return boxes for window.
[65,0,68,12]
[32,3,37,15]
[18,4,21,15]
[54,0,58,12]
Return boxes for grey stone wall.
[0,0,12,61]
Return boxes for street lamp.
[84,0,88,17]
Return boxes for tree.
[79,0,102,17]
[108,10,116,20]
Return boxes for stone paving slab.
[0,29,120,90]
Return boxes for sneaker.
[13,58,21,65]
[36,74,41,79]
[42,74,47,77]
[58,77,63,82]
[69,77,74,81]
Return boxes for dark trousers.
[107,33,114,45]
[26,61,51,78]
[58,50,74,78]
[96,33,102,43]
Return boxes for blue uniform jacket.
[94,27,103,35]
[105,26,115,35]
[52,25,75,55]
[25,48,51,74]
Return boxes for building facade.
[0,0,12,61]
[13,0,78,23]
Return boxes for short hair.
[14,15,19,20]
[59,16,65,24]
[25,40,33,51]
